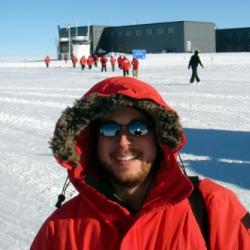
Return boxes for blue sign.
[132,49,146,59]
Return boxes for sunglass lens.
[99,122,120,136]
[128,121,149,136]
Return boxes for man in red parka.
[110,55,116,72]
[93,54,99,67]
[44,56,50,68]
[117,54,123,69]
[87,55,94,70]
[121,56,131,76]
[80,55,87,71]
[131,57,139,78]
[31,77,250,250]
[100,54,108,72]
[71,55,78,68]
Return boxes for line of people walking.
[58,53,140,78]
[44,50,204,84]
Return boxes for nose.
[116,132,132,146]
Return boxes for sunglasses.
[99,120,152,137]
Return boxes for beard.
[100,160,153,188]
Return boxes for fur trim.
[50,94,182,167]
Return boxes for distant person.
[110,55,116,72]
[80,55,87,71]
[93,54,99,67]
[131,57,139,77]
[100,55,108,72]
[121,56,131,76]
[71,55,78,68]
[117,54,123,69]
[30,76,250,250]
[64,54,68,64]
[44,56,50,68]
[87,55,94,70]
[188,50,203,84]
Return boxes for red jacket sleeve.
[200,179,250,249]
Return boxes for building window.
[126,30,132,37]
[168,27,175,34]
[145,28,152,35]
[247,45,250,51]
[247,32,250,38]
[156,28,164,34]
[118,31,122,37]
[136,30,142,36]
[111,32,115,38]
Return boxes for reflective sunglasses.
[99,120,152,137]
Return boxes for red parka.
[110,56,116,66]
[31,77,250,250]
[87,55,94,66]
[132,58,139,69]
[71,55,78,65]
[80,56,86,66]
[121,57,131,71]
[44,56,50,65]
[100,55,108,66]
[117,55,123,67]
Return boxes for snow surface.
[0,53,250,249]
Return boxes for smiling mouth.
[115,154,139,161]
[111,150,140,162]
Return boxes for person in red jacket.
[31,77,250,250]
[121,56,131,76]
[110,55,116,72]
[44,56,50,68]
[117,54,123,69]
[87,55,94,69]
[100,55,108,72]
[131,57,139,77]
[80,55,87,71]
[93,54,99,67]
[71,55,78,68]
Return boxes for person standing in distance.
[71,55,78,68]
[188,50,204,84]
[44,56,50,68]
[121,56,131,76]
[80,55,87,71]
[131,57,139,78]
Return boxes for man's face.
[97,107,157,188]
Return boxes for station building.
[100,21,215,54]
[57,21,216,59]
[216,27,250,52]
[58,22,250,59]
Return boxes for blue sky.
[1,0,249,57]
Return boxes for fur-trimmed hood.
[50,76,187,185]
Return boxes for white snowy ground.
[0,53,250,250]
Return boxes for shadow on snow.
[181,128,250,189]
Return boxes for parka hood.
[50,76,192,204]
